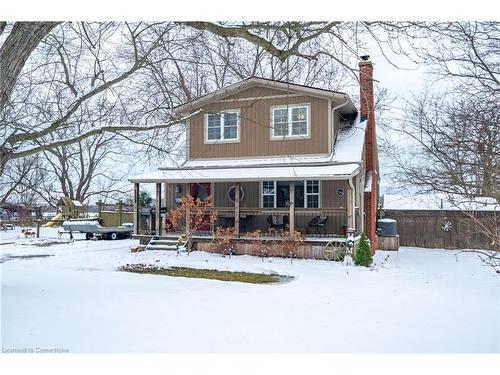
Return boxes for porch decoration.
[227,185,245,202]
[441,219,453,232]
[323,241,347,261]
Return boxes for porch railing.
[162,207,348,239]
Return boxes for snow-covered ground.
[1,226,499,353]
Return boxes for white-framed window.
[262,181,276,208]
[261,180,320,208]
[271,104,310,139]
[305,180,320,208]
[205,110,240,143]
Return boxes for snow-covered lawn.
[1,227,499,353]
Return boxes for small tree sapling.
[354,232,373,267]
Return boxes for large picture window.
[205,110,240,143]
[261,180,319,208]
[271,104,309,138]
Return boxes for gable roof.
[173,76,357,115]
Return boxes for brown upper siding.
[228,86,293,99]
[187,89,331,160]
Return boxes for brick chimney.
[359,55,378,252]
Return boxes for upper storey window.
[205,110,240,143]
[271,104,310,139]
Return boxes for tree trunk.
[0,22,60,112]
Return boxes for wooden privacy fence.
[381,209,498,250]
[96,200,134,227]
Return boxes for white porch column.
[347,178,356,229]
[164,182,168,213]
[155,182,162,235]
[133,182,140,235]
[234,182,240,237]
[289,181,295,236]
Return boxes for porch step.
[144,236,187,251]
[150,240,179,246]
[147,244,180,251]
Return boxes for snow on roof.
[182,154,334,168]
[129,163,360,183]
[383,194,499,211]
[333,116,367,164]
[72,200,83,207]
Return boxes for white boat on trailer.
[62,220,133,240]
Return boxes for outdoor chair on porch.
[308,216,328,236]
[267,215,288,234]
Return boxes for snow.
[72,200,83,207]
[378,218,397,223]
[333,116,366,163]
[129,163,360,183]
[62,220,100,226]
[182,154,336,168]
[383,193,499,211]
[1,226,499,353]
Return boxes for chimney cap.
[360,55,370,61]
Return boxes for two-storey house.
[129,56,379,257]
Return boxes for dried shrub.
[278,230,304,262]
[246,229,271,260]
[166,195,216,235]
[213,226,236,257]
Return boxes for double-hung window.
[261,180,320,208]
[205,110,240,143]
[305,180,320,208]
[271,104,309,138]
[262,181,276,208]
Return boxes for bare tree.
[386,94,499,267]
[0,154,45,206]
[0,22,193,173]
[37,133,127,204]
[181,22,418,75]
[416,22,499,96]
[391,95,499,199]
[1,21,422,171]
[0,22,60,112]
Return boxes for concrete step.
[146,245,185,251]
[146,244,178,250]
[150,240,178,246]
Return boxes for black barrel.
[377,218,398,236]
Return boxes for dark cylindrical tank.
[377,218,398,236]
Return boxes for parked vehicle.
[62,220,132,240]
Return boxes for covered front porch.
[129,162,364,242]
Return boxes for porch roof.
[129,163,360,183]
